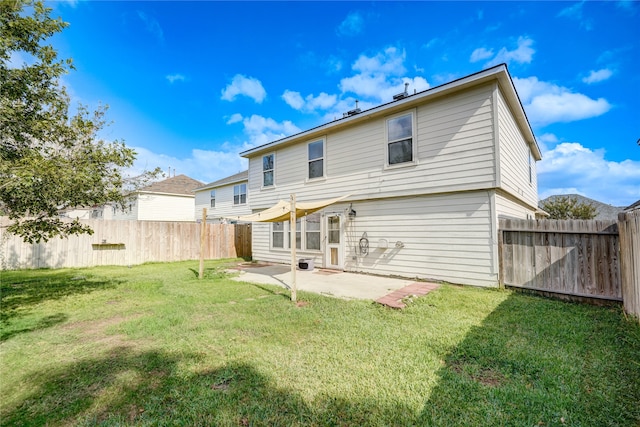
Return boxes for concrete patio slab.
[228,263,416,301]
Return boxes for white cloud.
[165,73,185,83]
[513,76,611,126]
[282,90,305,110]
[582,68,613,84]
[485,36,535,67]
[127,145,248,185]
[220,74,267,103]
[136,11,164,42]
[557,1,593,30]
[338,47,429,103]
[226,113,243,125]
[282,91,339,113]
[537,139,640,206]
[470,47,494,62]
[337,12,364,36]
[240,115,301,149]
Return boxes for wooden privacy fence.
[499,218,621,301]
[618,210,640,321]
[0,219,252,270]
[499,214,640,321]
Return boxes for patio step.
[376,282,440,309]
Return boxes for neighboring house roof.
[195,170,248,191]
[624,199,640,211]
[240,63,541,161]
[140,174,204,196]
[539,194,625,221]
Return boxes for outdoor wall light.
[348,204,357,220]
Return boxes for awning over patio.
[227,194,350,223]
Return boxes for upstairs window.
[263,154,274,187]
[210,190,216,208]
[308,139,324,179]
[387,112,414,165]
[233,183,247,205]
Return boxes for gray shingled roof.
[539,194,625,221]
[140,174,204,196]
[195,170,248,191]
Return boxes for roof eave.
[240,64,539,160]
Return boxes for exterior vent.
[393,82,410,101]
[343,100,362,117]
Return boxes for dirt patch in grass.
[450,361,506,387]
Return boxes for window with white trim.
[233,183,247,205]
[272,221,285,248]
[210,190,216,208]
[386,112,414,165]
[308,139,324,179]
[305,213,321,250]
[270,213,322,251]
[263,154,274,187]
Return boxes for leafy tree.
[540,196,598,220]
[1,0,160,243]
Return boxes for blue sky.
[40,1,640,206]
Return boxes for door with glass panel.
[325,214,343,270]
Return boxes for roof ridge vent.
[393,82,410,101]
[344,99,361,117]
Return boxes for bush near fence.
[0,218,251,270]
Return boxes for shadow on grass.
[417,293,640,426]
[0,312,68,342]
[3,347,414,426]
[0,270,118,324]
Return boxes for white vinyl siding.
[194,181,251,222]
[251,192,499,287]
[247,85,497,210]
[495,190,537,220]
[496,86,538,207]
[112,193,194,222]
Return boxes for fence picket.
[0,219,252,270]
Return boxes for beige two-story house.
[239,64,541,287]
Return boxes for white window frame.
[385,110,417,168]
[210,190,216,208]
[262,153,275,188]
[307,138,326,181]
[270,213,322,252]
[272,221,285,249]
[233,183,247,205]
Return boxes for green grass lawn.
[1,260,639,426]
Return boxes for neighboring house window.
[305,213,321,250]
[210,190,216,208]
[308,139,324,179]
[387,112,414,165]
[263,154,274,187]
[234,183,247,205]
[528,153,533,184]
[272,222,285,248]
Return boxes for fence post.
[199,208,206,279]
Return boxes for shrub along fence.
[0,219,251,270]
[499,212,640,321]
